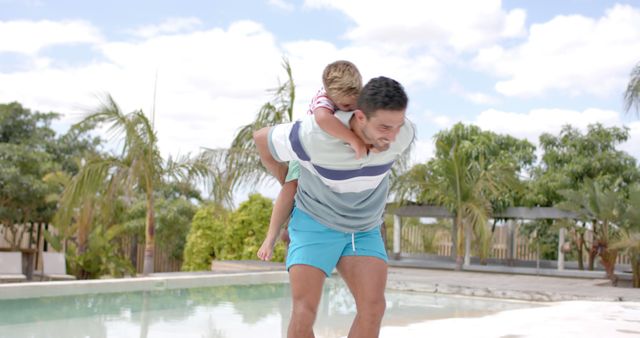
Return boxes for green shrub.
[222,194,286,261]
[182,204,228,271]
[66,224,135,279]
[182,194,286,271]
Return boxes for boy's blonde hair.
[322,60,362,98]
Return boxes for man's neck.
[348,112,374,150]
[348,113,363,140]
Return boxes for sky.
[1,0,640,201]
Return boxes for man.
[253,76,415,338]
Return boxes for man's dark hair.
[357,76,408,118]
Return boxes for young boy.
[257,60,365,261]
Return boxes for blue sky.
[1,0,639,200]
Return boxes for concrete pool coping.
[0,270,289,300]
[1,260,638,302]
[206,260,640,302]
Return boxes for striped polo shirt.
[268,111,415,232]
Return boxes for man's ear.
[354,109,367,122]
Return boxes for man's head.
[352,76,408,151]
[322,60,362,111]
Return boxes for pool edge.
[0,271,290,300]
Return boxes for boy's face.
[354,109,406,152]
[332,94,358,111]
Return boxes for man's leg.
[336,256,387,338]
[288,264,326,338]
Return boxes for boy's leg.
[336,256,388,338]
[288,265,326,338]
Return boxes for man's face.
[356,109,405,152]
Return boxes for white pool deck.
[378,301,640,338]
[1,260,639,338]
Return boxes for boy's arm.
[258,180,296,260]
[314,108,368,159]
[253,126,287,184]
[267,181,296,242]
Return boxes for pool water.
[0,278,539,338]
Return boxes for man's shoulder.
[395,117,416,149]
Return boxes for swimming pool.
[0,272,539,338]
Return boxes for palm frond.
[624,61,640,116]
[226,58,296,190]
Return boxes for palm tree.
[197,147,237,208]
[54,95,210,275]
[624,61,640,116]
[611,184,640,287]
[556,178,622,284]
[394,123,522,270]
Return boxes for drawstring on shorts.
[351,233,356,252]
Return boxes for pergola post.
[464,224,471,267]
[557,227,566,271]
[507,220,516,266]
[451,217,457,259]
[393,214,402,260]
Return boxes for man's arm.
[253,126,287,185]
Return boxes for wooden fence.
[1,223,183,274]
[118,236,183,273]
[400,222,630,265]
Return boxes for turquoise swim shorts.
[286,207,388,277]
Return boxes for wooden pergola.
[391,205,579,270]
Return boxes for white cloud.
[473,4,640,98]
[472,107,639,159]
[0,19,102,54]
[268,0,294,11]
[420,110,453,129]
[619,120,640,160]
[432,116,452,128]
[450,82,499,104]
[466,92,499,105]
[411,139,435,164]
[0,20,287,158]
[130,17,203,38]
[0,16,441,162]
[304,0,526,52]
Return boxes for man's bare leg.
[336,256,387,338]
[288,264,326,338]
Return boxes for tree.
[624,61,640,116]
[530,124,638,207]
[393,123,532,269]
[0,102,100,249]
[54,95,210,275]
[528,124,639,263]
[123,181,201,264]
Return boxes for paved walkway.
[208,260,640,302]
[386,267,639,302]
